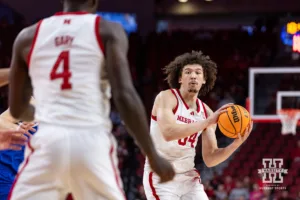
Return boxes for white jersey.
[28,12,111,130]
[145,89,207,173]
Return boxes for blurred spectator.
[229,181,249,200]
[291,140,300,162]
[218,92,235,108]
[204,181,215,199]
[215,184,228,200]
[224,176,235,194]
[249,183,263,200]
[278,191,294,200]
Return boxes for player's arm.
[156,90,213,141]
[0,68,10,87]
[201,103,252,167]
[100,20,159,159]
[9,26,35,122]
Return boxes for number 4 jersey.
[145,89,208,173]
[28,12,112,130]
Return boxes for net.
[277,109,300,135]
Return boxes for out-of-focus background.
[0,0,300,199]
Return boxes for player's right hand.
[148,154,175,183]
[207,103,234,125]
[0,129,30,150]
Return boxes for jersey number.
[178,133,198,148]
[50,51,72,90]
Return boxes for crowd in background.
[1,4,300,200]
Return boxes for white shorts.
[9,123,126,200]
[143,169,208,200]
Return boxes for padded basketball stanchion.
[277,109,300,135]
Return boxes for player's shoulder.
[13,22,40,53]
[99,18,126,38]
[155,89,177,104]
[98,18,127,46]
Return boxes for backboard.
[248,67,300,129]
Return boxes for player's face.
[179,64,205,94]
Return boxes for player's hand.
[233,120,253,147]
[207,103,234,125]
[19,122,36,133]
[0,129,30,150]
[148,153,175,183]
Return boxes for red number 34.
[50,51,72,90]
[178,133,198,148]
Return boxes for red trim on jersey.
[95,16,105,54]
[196,99,201,113]
[194,169,202,184]
[201,101,208,118]
[27,20,42,68]
[109,143,127,200]
[54,11,89,16]
[175,89,189,110]
[151,115,157,121]
[149,172,160,200]
[8,141,35,199]
[170,89,179,113]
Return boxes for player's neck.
[179,88,198,108]
[63,3,91,13]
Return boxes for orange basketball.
[217,105,251,138]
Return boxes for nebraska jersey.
[28,12,111,130]
[145,89,207,173]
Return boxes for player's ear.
[178,77,182,84]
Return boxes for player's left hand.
[0,129,30,150]
[233,120,253,147]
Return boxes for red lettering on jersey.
[177,115,194,124]
[64,19,71,24]
[178,133,198,148]
[55,36,74,47]
[191,111,194,115]
[177,115,183,122]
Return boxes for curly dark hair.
[163,51,217,96]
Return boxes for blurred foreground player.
[143,51,253,199]
[8,0,175,199]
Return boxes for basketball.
[218,105,251,138]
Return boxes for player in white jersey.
[8,0,175,199]
[143,51,253,199]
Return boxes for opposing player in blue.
[0,109,37,200]
[0,70,36,200]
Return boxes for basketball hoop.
[277,109,300,135]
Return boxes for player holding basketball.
[8,0,175,199]
[143,51,253,200]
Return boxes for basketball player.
[8,0,175,199]
[0,69,31,152]
[0,113,36,200]
[143,51,253,199]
